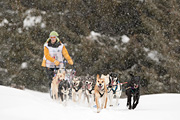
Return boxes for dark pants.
[45,67,59,89]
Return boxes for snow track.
[0,85,179,120]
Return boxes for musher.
[41,31,73,92]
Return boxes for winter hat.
[49,31,59,37]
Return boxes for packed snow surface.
[0,85,179,120]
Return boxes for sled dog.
[108,72,122,106]
[58,79,70,105]
[101,74,110,86]
[94,74,108,113]
[84,76,95,107]
[51,70,65,100]
[72,77,83,102]
[125,73,140,109]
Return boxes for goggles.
[50,36,56,39]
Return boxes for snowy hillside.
[0,85,179,120]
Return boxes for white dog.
[72,77,83,102]
[101,73,122,106]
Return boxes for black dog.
[58,80,70,102]
[125,74,140,110]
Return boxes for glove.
[68,60,73,65]
[54,60,60,66]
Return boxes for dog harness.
[99,91,104,98]
[73,86,81,92]
[86,84,94,94]
[108,81,119,94]
[126,86,139,94]
[86,86,93,94]
[98,88,105,98]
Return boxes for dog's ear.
[109,72,113,77]
[79,81,83,88]
[97,74,100,80]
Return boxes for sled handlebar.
[59,60,68,64]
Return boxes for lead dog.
[72,77,83,102]
[51,70,65,100]
[94,74,108,113]
[125,74,140,109]
[108,72,122,106]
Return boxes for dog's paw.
[132,105,136,109]
[97,108,100,113]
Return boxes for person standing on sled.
[41,31,73,94]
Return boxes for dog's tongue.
[111,80,114,85]
[98,86,102,89]
[135,85,139,88]
[88,84,91,89]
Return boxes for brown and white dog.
[94,74,108,113]
[51,70,65,100]
[72,77,83,102]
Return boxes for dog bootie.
[93,105,97,108]
[49,88,53,99]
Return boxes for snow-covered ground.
[0,85,179,120]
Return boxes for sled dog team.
[51,69,140,113]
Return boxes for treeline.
[0,0,179,93]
